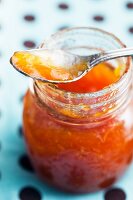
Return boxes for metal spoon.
[10,47,133,83]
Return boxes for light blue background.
[0,0,133,199]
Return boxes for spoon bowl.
[10,47,133,83]
[10,49,90,83]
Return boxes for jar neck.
[30,63,132,124]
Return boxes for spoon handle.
[90,47,133,67]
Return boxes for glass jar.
[23,27,133,193]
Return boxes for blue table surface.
[0,0,133,199]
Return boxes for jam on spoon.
[10,49,88,83]
[10,47,133,83]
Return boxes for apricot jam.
[23,28,133,193]
[58,62,120,93]
[11,50,86,82]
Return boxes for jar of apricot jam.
[23,27,133,193]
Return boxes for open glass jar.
[23,27,133,193]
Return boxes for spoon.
[10,47,133,83]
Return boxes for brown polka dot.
[19,186,41,200]
[23,40,36,48]
[58,3,69,10]
[19,154,34,173]
[104,188,126,200]
[129,27,133,33]
[126,2,133,9]
[18,126,23,136]
[24,15,35,22]
[20,94,24,102]
[99,177,116,188]
[93,15,104,22]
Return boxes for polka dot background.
[0,0,133,199]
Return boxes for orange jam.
[11,50,87,82]
[23,60,133,193]
[58,62,120,93]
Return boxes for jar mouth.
[40,27,132,98]
[41,66,130,99]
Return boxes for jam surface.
[58,62,120,93]
[23,61,133,193]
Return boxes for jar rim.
[40,27,132,98]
